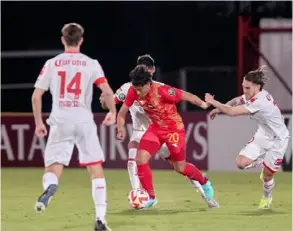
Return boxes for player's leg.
[259,138,289,209]
[158,144,206,200]
[165,131,218,207]
[236,134,266,170]
[75,122,109,231]
[35,125,74,213]
[136,127,162,207]
[127,131,145,190]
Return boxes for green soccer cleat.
[258,197,272,209]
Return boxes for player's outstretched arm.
[32,88,47,137]
[181,91,211,109]
[211,96,245,115]
[116,104,129,140]
[205,93,249,116]
[98,83,117,114]
[226,96,245,107]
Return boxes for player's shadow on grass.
[112,208,208,216]
[237,209,288,216]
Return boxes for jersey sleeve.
[34,61,52,90]
[238,95,246,105]
[124,87,137,107]
[158,85,182,103]
[244,97,262,113]
[114,83,130,103]
[92,60,107,86]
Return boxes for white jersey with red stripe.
[34,52,107,125]
[243,90,289,140]
[114,81,164,131]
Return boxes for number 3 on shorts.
[167,132,179,143]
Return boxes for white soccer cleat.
[206,199,220,208]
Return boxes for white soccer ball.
[128,188,150,209]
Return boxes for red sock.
[182,163,207,185]
[137,163,155,199]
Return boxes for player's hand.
[103,112,116,125]
[209,108,219,120]
[35,123,47,137]
[99,93,108,109]
[99,93,105,104]
[205,93,215,104]
[116,126,126,140]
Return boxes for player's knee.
[263,166,275,180]
[236,155,248,170]
[87,163,104,179]
[128,141,138,150]
[173,162,185,173]
[236,160,246,170]
[135,150,151,165]
[45,163,64,178]
[127,160,136,168]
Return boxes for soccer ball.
[128,188,150,209]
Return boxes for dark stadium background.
[2,1,291,113]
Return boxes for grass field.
[2,168,292,231]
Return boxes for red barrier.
[1,113,208,170]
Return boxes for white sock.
[189,179,206,200]
[263,178,275,199]
[42,172,58,191]
[128,148,140,189]
[244,159,263,169]
[92,178,107,223]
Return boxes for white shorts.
[129,130,170,159]
[240,131,289,172]
[44,122,104,167]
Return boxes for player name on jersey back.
[34,52,106,125]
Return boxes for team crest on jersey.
[118,93,126,101]
[168,88,175,96]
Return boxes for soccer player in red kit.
[117,65,219,209]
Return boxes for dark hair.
[61,23,84,46]
[244,66,269,90]
[129,65,152,87]
[137,54,155,68]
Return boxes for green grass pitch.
[2,168,292,231]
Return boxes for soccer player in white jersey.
[101,54,219,208]
[32,23,115,231]
[205,66,290,209]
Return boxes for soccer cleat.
[202,179,214,201]
[95,220,112,231]
[34,184,58,213]
[206,199,220,208]
[139,197,158,210]
[258,196,272,209]
[189,178,219,208]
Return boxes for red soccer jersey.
[124,82,184,130]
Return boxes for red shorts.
[138,125,185,162]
